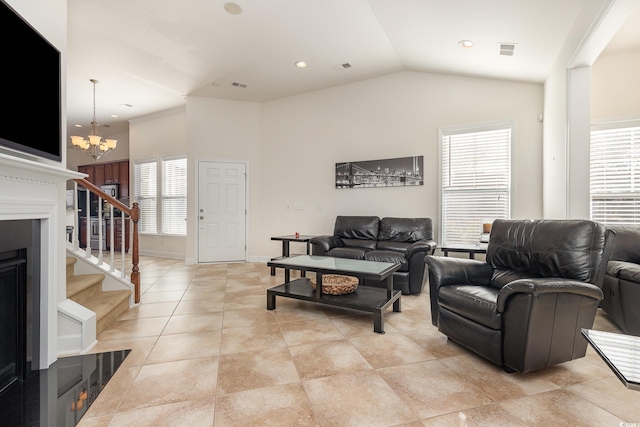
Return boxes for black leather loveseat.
[425,219,614,373]
[601,225,640,336]
[310,216,436,295]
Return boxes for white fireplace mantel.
[0,152,84,367]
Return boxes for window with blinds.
[162,157,187,235]
[134,160,157,234]
[590,123,640,226]
[441,123,512,244]
[134,156,187,236]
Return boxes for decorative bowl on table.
[310,274,358,295]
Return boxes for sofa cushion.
[607,226,640,264]
[341,238,377,250]
[377,241,411,252]
[379,217,433,242]
[487,219,607,285]
[438,285,501,330]
[491,268,542,290]
[364,250,408,272]
[607,260,640,282]
[327,247,369,260]
[334,216,380,240]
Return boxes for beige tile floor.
[77,256,640,427]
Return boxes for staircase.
[66,257,132,336]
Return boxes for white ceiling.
[66,0,640,142]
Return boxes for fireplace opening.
[0,220,41,397]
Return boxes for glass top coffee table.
[267,255,401,333]
[581,329,640,391]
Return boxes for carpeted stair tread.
[65,255,133,336]
[66,273,106,302]
[82,290,131,320]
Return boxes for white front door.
[197,161,246,263]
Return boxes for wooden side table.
[270,234,314,276]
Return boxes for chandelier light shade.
[70,79,117,160]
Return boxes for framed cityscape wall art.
[335,155,424,189]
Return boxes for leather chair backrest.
[378,217,433,242]
[486,219,609,285]
[607,225,640,264]
[334,216,380,240]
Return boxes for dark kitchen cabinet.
[77,165,94,183]
[78,160,130,199]
[79,217,88,248]
[106,218,130,252]
[93,164,105,188]
[117,161,129,199]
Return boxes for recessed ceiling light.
[458,40,474,48]
[295,61,307,68]
[119,104,133,108]
[224,2,242,15]
[110,114,119,118]
[74,124,83,128]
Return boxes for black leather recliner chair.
[425,219,615,373]
[310,216,436,295]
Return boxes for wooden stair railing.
[73,178,140,303]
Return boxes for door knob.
[200,216,204,220]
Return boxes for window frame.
[438,120,514,245]
[133,155,187,236]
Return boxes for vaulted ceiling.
[66,0,640,140]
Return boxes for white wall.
[257,71,543,259]
[185,97,261,264]
[129,107,188,258]
[132,72,543,262]
[592,49,640,118]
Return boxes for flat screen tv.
[0,0,62,162]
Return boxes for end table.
[270,234,314,276]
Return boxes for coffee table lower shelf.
[267,278,401,333]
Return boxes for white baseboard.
[250,255,271,263]
[139,249,186,259]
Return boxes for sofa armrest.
[406,240,437,259]
[424,255,493,326]
[424,256,493,289]
[309,235,343,254]
[497,278,604,312]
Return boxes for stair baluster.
[70,178,141,303]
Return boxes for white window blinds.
[591,123,640,226]
[162,158,187,235]
[134,160,158,234]
[441,125,511,244]
[134,157,187,236]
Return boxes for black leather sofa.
[310,216,436,295]
[601,225,640,336]
[425,219,614,373]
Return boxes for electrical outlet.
[317,202,323,211]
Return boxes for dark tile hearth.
[0,349,129,427]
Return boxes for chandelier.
[70,79,117,160]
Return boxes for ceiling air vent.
[499,44,515,56]
[231,81,247,88]
[332,63,352,71]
